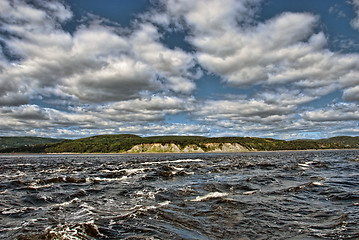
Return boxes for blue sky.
[0,0,358,139]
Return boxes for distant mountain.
[0,137,63,150]
[0,134,357,154]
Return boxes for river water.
[0,150,358,239]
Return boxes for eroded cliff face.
[127,143,249,153]
[205,143,248,152]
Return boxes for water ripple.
[0,150,358,239]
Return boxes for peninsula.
[0,134,358,154]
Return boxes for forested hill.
[320,136,359,148]
[0,134,358,153]
[0,137,63,150]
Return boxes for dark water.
[0,150,358,240]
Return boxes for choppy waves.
[0,151,358,239]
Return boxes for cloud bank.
[0,0,358,139]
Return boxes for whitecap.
[27,183,53,189]
[44,221,103,239]
[1,208,24,215]
[158,200,171,206]
[101,168,146,175]
[190,192,229,202]
[172,166,185,171]
[123,168,147,174]
[141,159,203,165]
[91,176,128,182]
[242,190,256,195]
[298,163,310,167]
[134,189,159,200]
[312,181,324,186]
[1,207,41,215]
[51,198,80,207]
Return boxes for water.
[0,150,358,239]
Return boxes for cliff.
[127,143,250,153]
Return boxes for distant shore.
[1,134,358,154]
[1,148,358,156]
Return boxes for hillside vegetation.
[0,137,63,150]
[0,134,358,153]
[320,136,359,148]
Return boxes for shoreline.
[1,148,358,156]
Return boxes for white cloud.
[191,98,359,138]
[108,95,193,112]
[0,1,200,137]
[117,123,210,136]
[61,56,160,102]
[190,93,301,137]
[45,1,73,22]
[258,88,317,106]
[131,23,197,93]
[159,0,359,104]
[350,0,359,30]
[302,103,359,121]
[189,86,356,138]
[161,0,259,31]
[0,92,28,106]
[97,95,195,122]
[343,85,359,101]
[0,94,198,137]
[197,99,293,120]
[0,0,198,106]
[0,0,358,139]
[196,13,358,88]
[0,104,101,127]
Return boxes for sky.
[0,0,359,140]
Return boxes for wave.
[141,158,204,165]
[1,150,358,239]
[190,192,229,202]
[16,221,103,240]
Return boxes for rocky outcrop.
[204,143,248,152]
[127,143,249,153]
[128,143,181,153]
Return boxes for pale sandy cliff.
[127,143,250,153]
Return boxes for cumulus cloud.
[159,0,359,103]
[189,84,355,138]
[0,0,71,104]
[302,103,359,121]
[96,95,195,122]
[191,98,359,139]
[0,94,198,138]
[190,93,298,138]
[0,92,28,106]
[344,85,359,101]
[130,23,198,94]
[197,99,293,121]
[0,0,197,106]
[0,0,200,137]
[61,56,160,102]
[0,0,358,139]
[350,0,359,30]
[160,0,260,30]
[0,104,101,129]
[117,123,210,136]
